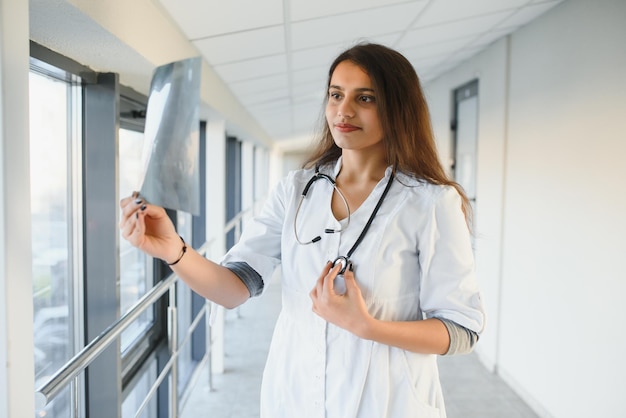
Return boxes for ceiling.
[28,0,564,146]
[157,0,564,142]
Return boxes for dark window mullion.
[82,72,122,418]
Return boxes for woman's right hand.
[119,192,182,264]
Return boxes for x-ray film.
[140,56,201,215]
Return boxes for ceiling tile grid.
[193,26,285,65]
[159,0,284,39]
[414,0,531,27]
[398,10,516,49]
[229,74,288,98]
[213,54,288,83]
[289,0,421,22]
[290,2,430,50]
[156,0,565,141]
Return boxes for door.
[452,80,479,216]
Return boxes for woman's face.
[325,61,384,154]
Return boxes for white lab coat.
[221,158,485,418]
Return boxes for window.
[451,80,479,202]
[176,212,195,394]
[29,65,82,418]
[121,356,158,418]
[119,126,153,353]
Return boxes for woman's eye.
[360,95,375,103]
[329,91,342,100]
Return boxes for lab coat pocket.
[392,349,443,418]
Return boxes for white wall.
[427,37,509,374]
[0,0,36,417]
[425,0,626,417]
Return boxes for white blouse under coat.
[221,159,485,418]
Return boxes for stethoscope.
[293,166,395,274]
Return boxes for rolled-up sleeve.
[418,186,485,334]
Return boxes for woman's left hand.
[310,261,372,338]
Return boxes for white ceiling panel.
[213,55,287,83]
[445,45,489,67]
[293,109,322,134]
[291,45,346,71]
[401,37,475,62]
[249,97,291,113]
[292,67,328,86]
[415,0,530,27]
[292,81,326,103]
[158,0,283,40]
[399,10,513,49]
[289,0,424,22]
[291,2,430,50]
[193,26,285,65]
[494,1,563,31]
[407,55,449,75]
[230,74,288,97]
[363,33,406,49]
[292,83,327,105]
[467,27,517,49]
[239,86,290,107]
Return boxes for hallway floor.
[180,277,539,418]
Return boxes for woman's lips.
[334,123,359,133]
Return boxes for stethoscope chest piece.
[332,256,350,275]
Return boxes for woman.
[120,43,485,418]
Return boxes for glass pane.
[176,213,195,394]
[119,128,153,352]
[29,71,74,417]
[121,358,157,418]
[176,279,195,396]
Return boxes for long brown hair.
[303,42,473,226]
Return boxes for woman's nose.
[337,101,354,118]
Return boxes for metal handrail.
[223,206,254,234]
[34,243,208,410]
[34,199,265,414]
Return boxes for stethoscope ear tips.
[312,236,321,243]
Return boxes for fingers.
[342,263,360,295]
[119,192,150,246]
[129,208,146,242]
[119,193,146,227]
[310,260,368,334]
[323,262,343,294]
[311,261,342,302]
[312,261,332,297]
[120,205,144,244]
[119,190,141,208]
[311,261,332,301]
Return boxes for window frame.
[29,41,170,417]
[28,56,86,418]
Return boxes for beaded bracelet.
[168,235,187,266]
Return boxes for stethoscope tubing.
[333,172,394,273]
[293,171,351,245]
[294,167,395,275]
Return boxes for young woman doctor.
[120,43,485,418]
